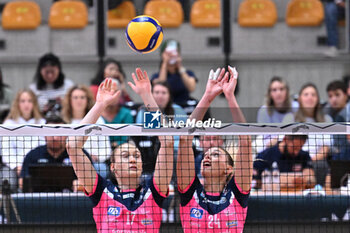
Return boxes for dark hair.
[91,58,126,85]
[34,53,65,90]
[152,81,174,119]
[285,135,308,142]
[45,114,66,124]
[342,75,350,88]
[0,67,9,100]
[326,80,347,93]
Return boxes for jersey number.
[208,215,220,228]
[126,212,136,225]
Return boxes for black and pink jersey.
[179,175,250,233]
[86,174,167,233]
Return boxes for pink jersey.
[86,174,166,233]
[179,176,250,233]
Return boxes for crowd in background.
[0,38,349,221]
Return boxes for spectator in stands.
[0,67,13,123]
[90,58,132,105]
[323,0,346,57]
[257,77,292,123]
[2,89,46,175]
[29,53,74,116]
[253,135,315,190]
[61,85,112,178]
[18,115,80,191]
[255,77,293,153]
[324,80,348,121]
[101,83,133,147]
[151,39,197,105]
[283,83,332,185]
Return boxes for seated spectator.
[253,135,316,190]
[151,39,197,105]
[101,84,134,147]
[61,85,112,178]
[257,76,292,123]
[19,115,91,191]
[2,89,46,175]
[324,80,348,121]
[90,58,132,105]
[255,76,293,153]
[0,67,13,122]
[283,83,333,160]
[283,83,332,185]
[29,53,74,116]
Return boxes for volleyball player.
[177,67,252,233]
[67,70,174,233]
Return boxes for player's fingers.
[217,68,226,82]
[221,71,229,84]
[213,68,221,81]
[208,69,214,80]
[143,70,149,81]
[127,81,136,91]
[136,68,143,80]
[131,72,138,84]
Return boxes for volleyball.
[125,15,163,54]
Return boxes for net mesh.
[0,123,349,233]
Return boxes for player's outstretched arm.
[66,79,120,194]
[154,136,174,195]
[177,68,228,191]
[128,68,160,113]
[128,68,174,194]
[222,66,252,192]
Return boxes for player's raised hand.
[96,78,121,107]
[204,68,228,102]
[222,66,238,98]
[128,68,152,97]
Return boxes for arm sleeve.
[229,177,250,208]
[303,152,314,169]
[150,176,168,208]
[20,152,32,178]
[186,70,198,83]
[84,174,108,207]
[253,152,270,180]
[178,175,200,207]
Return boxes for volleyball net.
[0,123,349,233]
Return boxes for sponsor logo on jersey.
[141,218,153,226]
[107,206,121,217]
[190,208,203,219]
[226,220,238,228]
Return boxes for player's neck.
[203,176,226,193]
[118,177,139,191]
